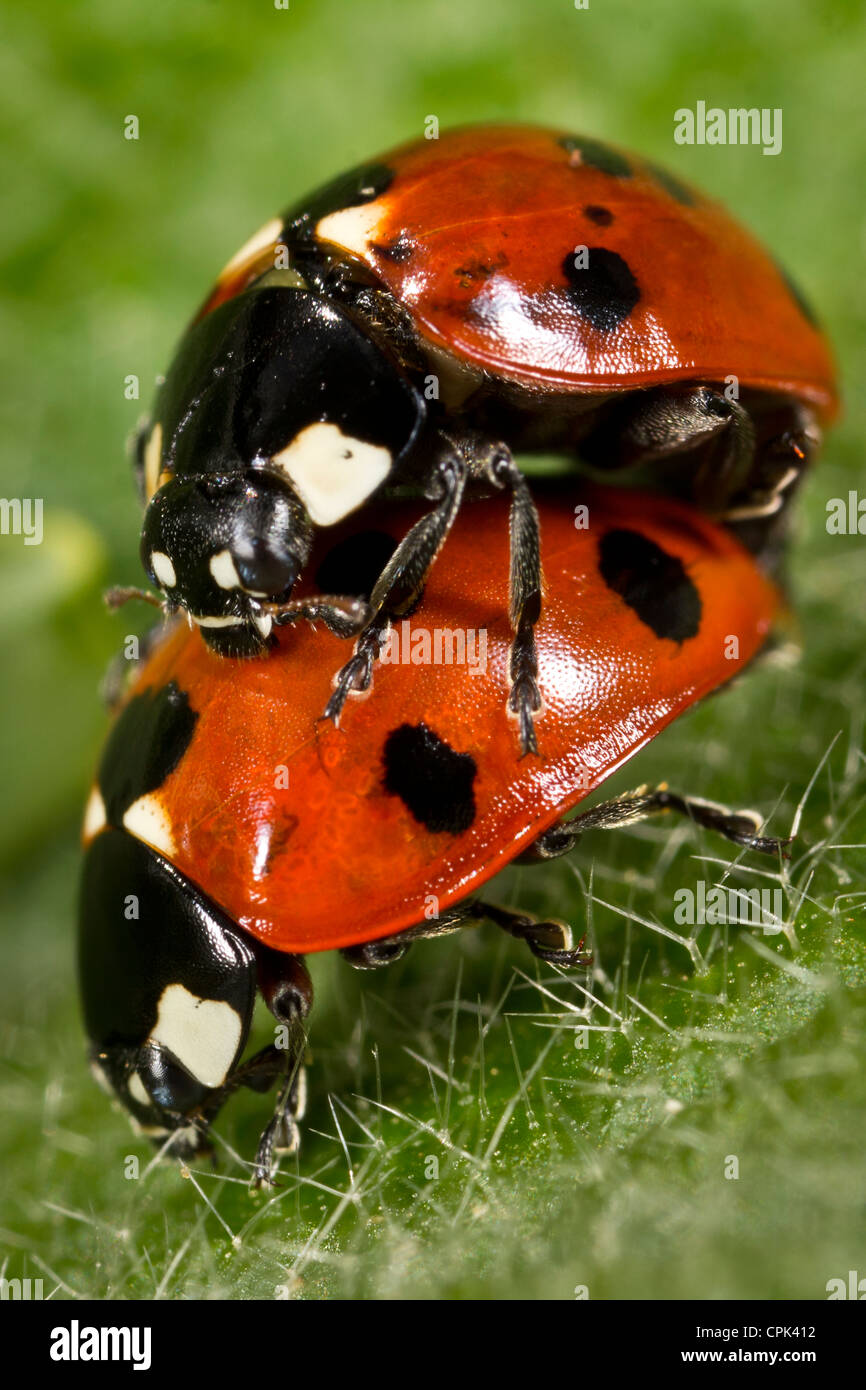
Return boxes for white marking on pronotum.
[270,422,392,526]
[150,550,177,588]
[193,613,244,628]
[123,793,176,857]
[209,548,242,590]
[217,216,283,281]
[143,421,163,500]
[316,201,386,257]
[128,1072,152,1108]
[82,786,107,842]
[150,983,242,1089]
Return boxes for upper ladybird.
[132,124,837,755]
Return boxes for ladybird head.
[89,1037,221,1159]
[141,471,313,654]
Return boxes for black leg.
[249,1056,308,1189]
[337,786,786,988]
[182,1042,304,1185]
[193,946,313,1187]
[323,453,467,725]
[515,784,790,862]
[582,385,756,511]
[273,592,370,639]
[340,905,472,969]
[322,613,392,727]
[341,898,588,971]
[156,1040,307,1170]
[582,385,821,526]
[248,948,312,1188]
[472,900,588,967]
[478,446,544,757]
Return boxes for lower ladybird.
[80,482,786,1186]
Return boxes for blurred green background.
[1,0,864,1300]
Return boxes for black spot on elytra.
[562,246,640,332]
[559,135,632,178]
[261,811,300,876]
[383,723,477,834]
[281,162,395,239]
[775,260,819,327]
[454,250,509,289]
[315,529,398,601]
[371,232,417,265]
[98,681,198,825]
[584,204,614,227]
[645,161,697,206]
[598,529,702,642]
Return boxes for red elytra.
[200,124,837,419]
[92,483,779,954]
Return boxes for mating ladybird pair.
[80,125,836,1183]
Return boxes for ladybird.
[81,483,785,1183]
[132,125,835,754]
